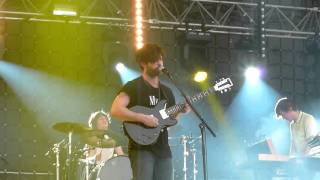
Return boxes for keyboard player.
[275,97,319,156]
[274,97,319,179]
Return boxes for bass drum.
[96,155,132,180]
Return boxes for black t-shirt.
[119,76,176,158]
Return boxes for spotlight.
[53,4,77,16]
[135,0,144,49]
[245,67,261,83]
[114,63,140,84]
[193,71,208,82]
[137,43,144,49]
[115,63,126,73]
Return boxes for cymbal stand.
[66,131,73,180]
[190,145,198,180]
[52,141,64,180]
[189,135,200,180]
[181,135,189,180]
[68,131,73,156]
[83,147,90,180]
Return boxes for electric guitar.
[123,78,233,145]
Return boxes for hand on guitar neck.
[171,102,191,119]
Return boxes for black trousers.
[129,149,173,180]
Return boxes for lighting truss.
[0,0,319,39]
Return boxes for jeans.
[129,149,173,180]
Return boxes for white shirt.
[89,135,115,165]
[290,111,319,155]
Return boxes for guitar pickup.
[159,109,169,119]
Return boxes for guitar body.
[123,100,177,145]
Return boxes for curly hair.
[135,43,164,69]
[88,110,111,129]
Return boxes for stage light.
[136,16,143,22]
[135,0,144,49]
[53,4,77,16]
[136,29,143,36]
[136,9,142,16]
[193,71,208,82]
[137,42,144,49]
[115,63,126,73]
[114,63,140,84]
[245,67,261,83]
[136,22,143,29]
[53,9,77,16]
[136,36,143,42]
[136,2,142,9]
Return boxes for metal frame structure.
[1,0,319,39]
[144,0,320,39]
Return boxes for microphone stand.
[162,68,216,180]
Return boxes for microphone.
[160,66,174,80]
[159,66,168,74]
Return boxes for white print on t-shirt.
[149,95,159,106]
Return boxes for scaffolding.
[0,0,319,39]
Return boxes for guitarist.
[111,43,190,180]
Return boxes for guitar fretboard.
[165,86,217,116]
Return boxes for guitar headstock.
[214,77,233,93]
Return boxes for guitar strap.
[137,77,142,105]
[160,83,170,104]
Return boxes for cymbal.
[81,129,127,147]
[82,129,122,139]
[53,122,90,134]
[81,134,116,148]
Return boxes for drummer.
[86,110,124,165]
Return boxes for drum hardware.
[51,121,127,180]
[0,157,9,165]
[189,136,200,180]
[81,129,127,147]
[171,134,201,180]
[81,146,91,180]
[52,122,90,134]
[181,135,189,180]
[53,142,61,180]
[84,158,90,180]
[77,149,96,180]
[45,139,65,180]
[190,146,198,180]
[52,122,89,180]
[94,156,132,180]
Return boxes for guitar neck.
[165,86,216,116]
[165,78,233,116]
[166,103,185,116]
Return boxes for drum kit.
[170,135,201,180]
[47,122,132,180]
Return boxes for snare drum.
[92,155,132,180]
